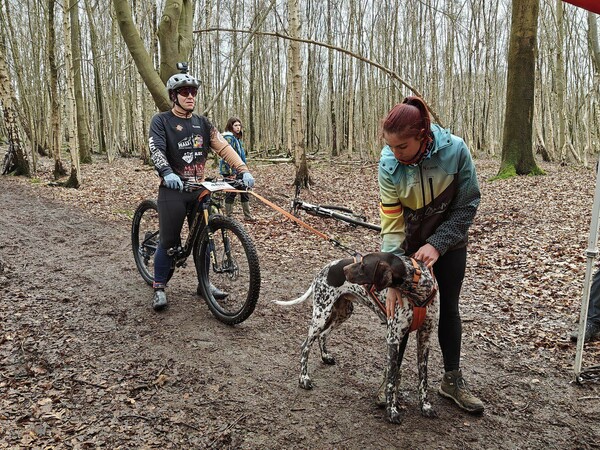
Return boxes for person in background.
[570,267,600,342]
[219,117,257,222]
[377,96,484,413]
[148,71,255,311]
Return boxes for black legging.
[433,246,467,372]
[154,186,203,287]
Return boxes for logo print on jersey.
[193,135,203,148]
[178,136,192,149]
[176,124,183,131]
[182,152,194,164]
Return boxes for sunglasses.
[177,87,198,98]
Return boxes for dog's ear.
[373,261,393,290]
[388,256,408,283]
[327,258,355,287]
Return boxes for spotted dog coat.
[275,252,439,424]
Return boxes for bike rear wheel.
[131,199,174,285]
[196,215,261,325]
[2,148,16,175]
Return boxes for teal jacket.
[219,132,247,177]
[379,124,481,257]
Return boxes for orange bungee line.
[225,188,360,256]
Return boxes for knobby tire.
[196,215,261,325]
[2,149,15,175]
[131,199,174,285]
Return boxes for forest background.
[1,1,600,446]
[0,0,598,182]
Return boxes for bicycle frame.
[168,191,211,267]
[168,179,240,267]
[291,197,382,232]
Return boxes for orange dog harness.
[358,256,437,332]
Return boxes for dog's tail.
[273,283,314,306]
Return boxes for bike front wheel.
[2,148,15,175]
[131,199,174,285]
[195,215,261,325]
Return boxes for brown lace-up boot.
[439,369,484,414]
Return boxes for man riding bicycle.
[148,66,255,311]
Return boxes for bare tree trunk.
[499,0,543,177]
[157,0,193,82]
[588,11,600,167]
[590,12,600,73]
[534,61,552,162]
[48,0,66,179]
[305,43,315,154]
[1,0,44,166]
[84,0,106,154]
[249,35,257,153]
[0,35,31,176]
[288,0,310,187]
[69,0,92,163]
[63,0,81,188]
[326,0,337,157]
[131,0,147,162]
[346,59,355,157]
[112,0,171,111]
[556,0,569,161]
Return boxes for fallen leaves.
[1,155,599,447]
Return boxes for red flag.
[563,0,600,14]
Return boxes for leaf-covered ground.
[0,153,598,449]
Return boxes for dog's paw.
[386,406,402,424]
[420,402,437,418]
[299,376,313,390]
[321,355,336,365]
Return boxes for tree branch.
[112,0,170,111]
[194,27,444,126]
[202,0,277,115]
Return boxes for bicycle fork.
[205,212,237,278]
[204,208,218,269]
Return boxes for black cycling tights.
[153,186,202,288]
[433,246,467,372]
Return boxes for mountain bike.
[131,179,261,325]
[291,186,381,232]
[1,141,16,175]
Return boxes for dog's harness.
[404,259,438,332]
[355,255,437,332]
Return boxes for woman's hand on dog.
[412,244,440,268]
[386,288,403,318]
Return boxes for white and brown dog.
[275,252,439,423]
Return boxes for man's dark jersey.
[148,111,246,182]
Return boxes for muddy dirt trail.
[0,159,599,449]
